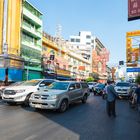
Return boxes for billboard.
[128,0,140,21]
[126,31,140,67]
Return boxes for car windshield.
[88,83,93,85]
[48,82,69,90]
[19,80,41,86]
[116,82,130,87]
[96,84,105,88]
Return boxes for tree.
[86,77,94,82]
[92,73,99,82]
[135,74,140,84]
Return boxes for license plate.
[35,104,41,108]
[5,95,9,98]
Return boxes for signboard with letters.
[127,67,140,72]
[9,59,23,68]
[128,0,140,21]
[126,31,140,67]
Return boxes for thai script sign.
[128,0,140,21]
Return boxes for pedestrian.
[134,83,140,114]
[106,79,118,117]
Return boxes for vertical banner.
[128,0,140,21]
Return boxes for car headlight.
[48,95,58,100]
[15,90,25,93]
[127,88,131,93]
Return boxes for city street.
[0,95,140,140]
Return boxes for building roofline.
[25,0,43,15]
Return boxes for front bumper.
[116,92,131,97]
[0,90,3,98]
[2,94,26,102]
[30,98,59,109]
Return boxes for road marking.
[24,135,37,140]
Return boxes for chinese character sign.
[128,0,140,21]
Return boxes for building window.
[22,32,34,43]
[76,39,80,42]
[71,38,75,42]
[86,35,91,39]
[86,42,91,45]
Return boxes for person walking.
[135,83,140,114]
[106,79,118,117]
[135,75,140,114]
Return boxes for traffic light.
[119,61,124,65]
[50,54,55,60]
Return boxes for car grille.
[34,94,49,100]
[4,90,16,95]
[117,89,127,91]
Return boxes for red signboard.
[128,0,140,21]
[78,66,85,71]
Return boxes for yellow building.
[0,0,24,82]
[42,32,71,80]
[42,32,90,80]
[0,0,22,55]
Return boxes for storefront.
[23,69,43,80]
[0,54,24,82]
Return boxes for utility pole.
[2,0,8,54]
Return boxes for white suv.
[114,82,133,97]
[87,82,97,92]
[2,79,57,105]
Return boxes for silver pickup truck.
[29,81,90,112]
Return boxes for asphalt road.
[0,95,140,140]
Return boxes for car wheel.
[82,94,88,103]
[59,99,68,113]
[23,94,31,107]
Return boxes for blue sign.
[127,67,140,72]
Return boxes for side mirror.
[69,87,74,91]
[39,83,45,87]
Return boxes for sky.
[28,0,140,67]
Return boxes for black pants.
[106,100,116,117]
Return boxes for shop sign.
[56,69,70,76]
[78,66,85,71]
[126,30,140,37]
[128,0,140,21]
[127,67,140,72]
[9,60,23,68]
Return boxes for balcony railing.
[22,22,42,39]
[23,7,42,26]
